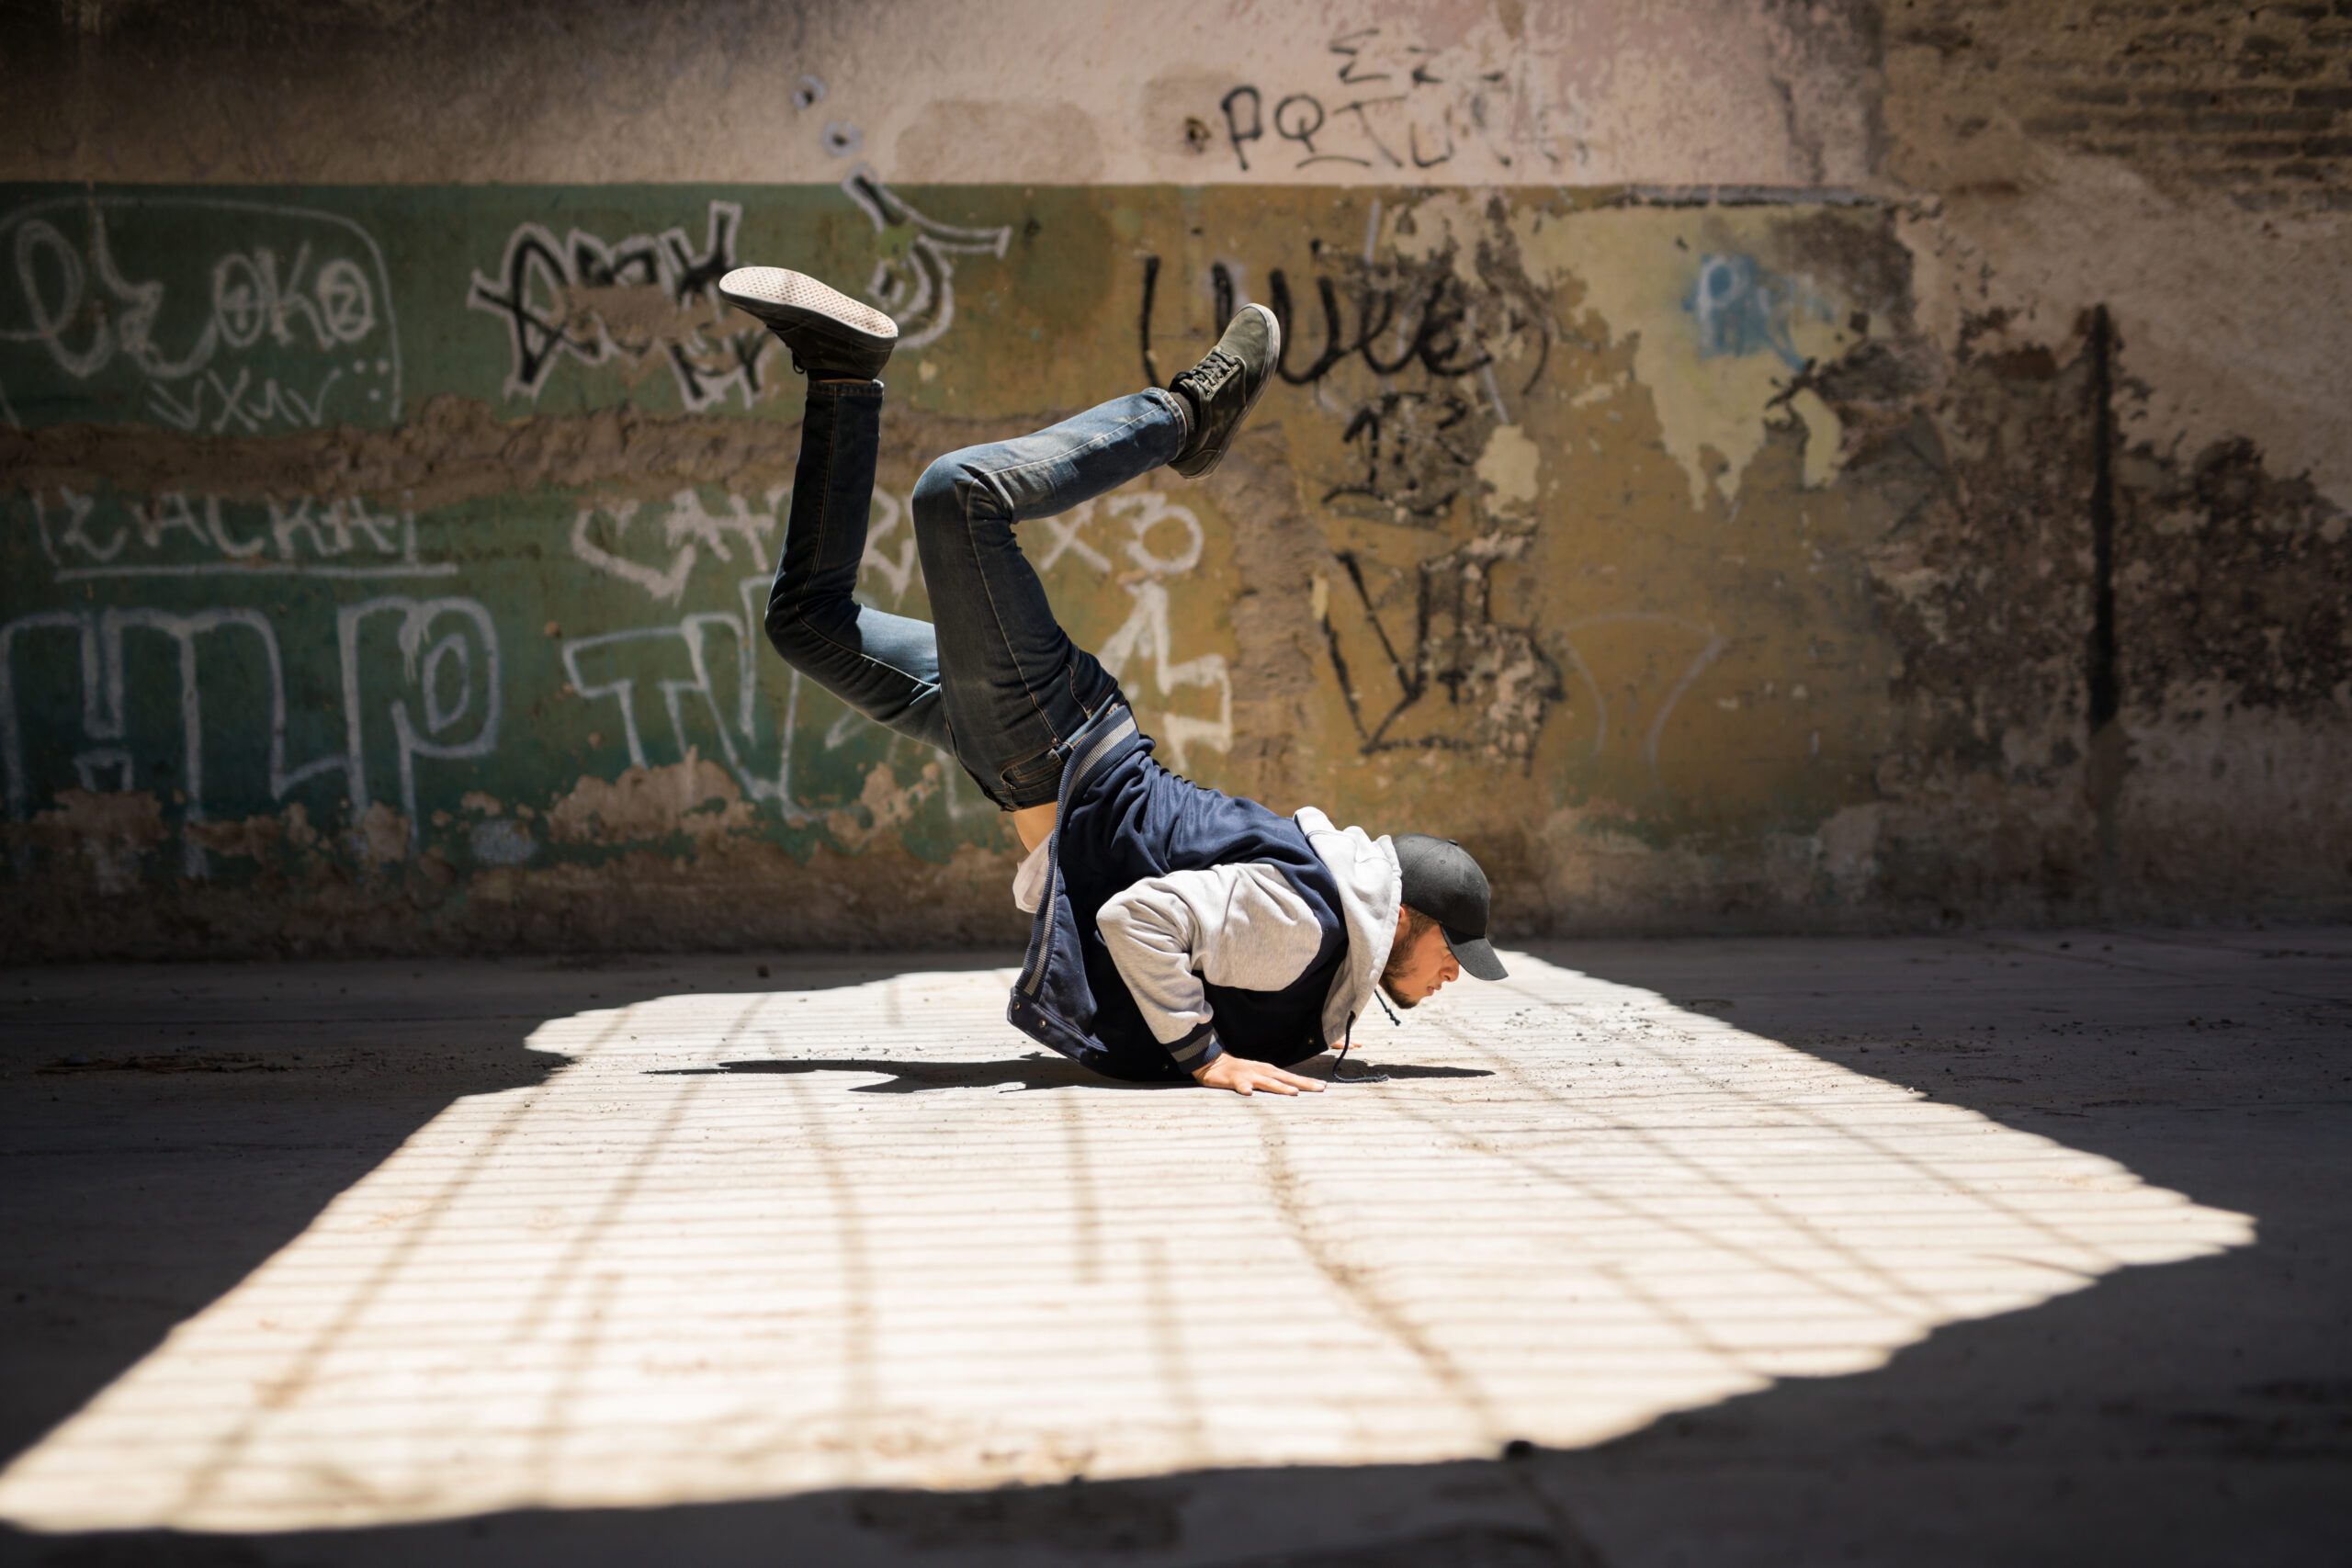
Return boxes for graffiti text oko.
[14,218,377,380]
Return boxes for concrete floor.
[0,929,2346,1566]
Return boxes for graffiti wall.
[1,167,2344,952]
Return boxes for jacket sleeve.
[1094,863,1329,1073]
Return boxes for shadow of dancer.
[650,1054,1494,1093]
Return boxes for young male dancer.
[720,265,1506,1096]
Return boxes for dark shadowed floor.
[1,930,2346,1566]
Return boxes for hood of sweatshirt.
[1296,807,1404,1049]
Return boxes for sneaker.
[717,266,898,381]
[1169,303,1282,478]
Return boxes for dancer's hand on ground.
[1192,1054,1326,1096]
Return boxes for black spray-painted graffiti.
[1141,242,1550,522]
[468,179,1011,406]
[1143,256,1496,390]
[467,199,769,411]
[1219,25,1577,176]
[1251,262,1496,386]
[1140,227,1570,757]
[1327,389,1483,521]
[1317,539,1566,765]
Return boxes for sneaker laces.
[1181,347,1241,398]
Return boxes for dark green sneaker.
[1169,303,1282,478]
[718,265,899,381]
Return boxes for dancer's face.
[1379,913,1460,1010]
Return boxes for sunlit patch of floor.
[0,953,2251,1532]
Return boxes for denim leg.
[910,389,1187,807]
[763,380,955,755]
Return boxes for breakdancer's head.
[1380,834,1508,1009]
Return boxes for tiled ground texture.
[0,929,2346,1566]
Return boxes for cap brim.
[1442,930,1509,981]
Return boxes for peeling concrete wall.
[1,0,2346,956]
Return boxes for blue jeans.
[764,380,1190,809]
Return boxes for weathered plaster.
[2,0,1884,190]
[1,1,2346,954]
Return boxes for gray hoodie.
[1019,807,1403,1066]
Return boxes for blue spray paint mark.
[1683,254,1830,371]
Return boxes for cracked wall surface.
[1,0,2345,955]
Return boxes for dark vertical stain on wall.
[2086,304,2120,735]
[2085,303,2124,878]
[1139,253,1162,387]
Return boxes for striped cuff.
[1167,1021,1224,1075]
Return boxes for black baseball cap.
[1393,834,1508,981]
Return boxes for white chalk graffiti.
[23,487,455,582]
[466,200,773,411]
[0,597,499,871]
[1555,614,1729,790]
[0,197,401,432]
[1077,492,1234,771]
[562,482,1232,822]
[559,489,953,824]
[337,597,502,849]
[570,487,780,604]
[569,481,923,610]
[842,169,1012,352]
[855,488,922,601]
[560,577,854,825]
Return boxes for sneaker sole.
[1178,303,1281,479]
[717,266,899,347]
